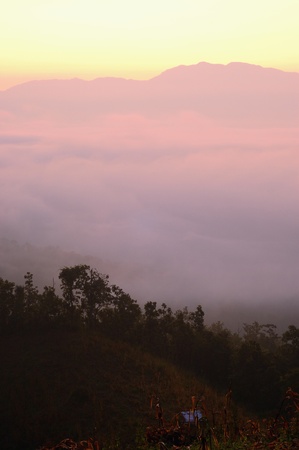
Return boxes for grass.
[0,330,230,449]
[1,330,298,450]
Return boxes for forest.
[0,265,298,449]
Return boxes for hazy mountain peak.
[1,61,298,126]
[2,61,299,93]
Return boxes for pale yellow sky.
[1,0,299,89]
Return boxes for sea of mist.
[1,62,298,331]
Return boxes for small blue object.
[180,409,202,423]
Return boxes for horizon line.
[1,60,299,92]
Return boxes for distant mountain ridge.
[1,62,298,127]
[3,61,299,90]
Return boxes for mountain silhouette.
[1,62,298,126]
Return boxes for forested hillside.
[0,265,298,449]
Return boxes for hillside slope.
[0,330,236,450]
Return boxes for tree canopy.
[0,265,298,414]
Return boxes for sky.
[1,0,299,90]
[0,1,299,328]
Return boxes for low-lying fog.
[1,63,298,332]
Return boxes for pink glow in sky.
[0,62,299,328]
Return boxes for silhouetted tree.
[100,285,141,341]
[232,340,280,411]
[0,277,15,332]
[189,304,205,332]
[243,321,279,352]
[23,272,39,324]
[59,265,111,327]
[38,285,64,327]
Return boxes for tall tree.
[59,265,111,327]
[23,272,40,324]
[189,304,205,332]
[100,284,141,341]
[0,277,15,332]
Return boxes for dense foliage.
[0,265,298,449]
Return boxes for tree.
[100,285,141,341]
[11,284,25,329]
[142,301,165,355]
[170,307,195,367]
[232,340,280,410]
[0,277,15,332]
[38,285,64,327]
[157,302,174,351]
[189,305,205,332]
[59,265,111,327]
[280,325,299,390]
[59,265,87,310]
[79,267,111,326]
[282,325,299,351]
[23,272,40,325]
[243,321,279,352]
